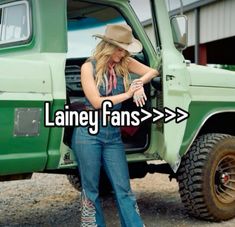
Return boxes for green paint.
[1,0,235,177]
[35,0,67,53]
[0,99,65,175]
[0,100,49,175]
[180,101,235,156]
[46,99,65,169]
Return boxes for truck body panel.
[0,0,235,173]
[1,0,235,221]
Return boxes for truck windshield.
[67,2,125,59]
[67,18,124,58]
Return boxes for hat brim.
[93,34,143,53]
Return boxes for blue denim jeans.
[71,123,144,227]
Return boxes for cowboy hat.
[93,24,143,53]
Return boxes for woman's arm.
[81,62,141,109]
[128,57,159,107]
[128,57,159,83]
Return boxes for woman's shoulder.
[81,61,93,73]
[85,57,96,64]
[81,61,91,68]
[82,58,96,69]
[81,59,96,78]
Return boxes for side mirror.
[170,15,188,51]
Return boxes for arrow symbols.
[139,107,189,124]
[152,108,164,122]
[164,107,176,123]
[140,108,152,122]
[175,107,190,123]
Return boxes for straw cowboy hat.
[94,24,143,53]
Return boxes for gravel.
[1,166,235,227]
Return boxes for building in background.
[131,0,235,67]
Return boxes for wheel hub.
[214,155,235,203]
[220,172,230,184]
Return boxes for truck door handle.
[166,75,175,81]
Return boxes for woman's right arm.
[81,62,141,109]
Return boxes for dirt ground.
[0,167,235,227]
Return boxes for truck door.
[0,1,52,175]
[151,0,191,171]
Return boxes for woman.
[72,24,158,227]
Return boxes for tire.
[177,133,235,221]
[67,174,82,191]
[67,169,112,196]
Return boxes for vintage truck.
[0,0,234,222]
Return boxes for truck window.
[67,2,126,58]
[130,0,157,50]
[0,1,30,45]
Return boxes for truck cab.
[0,0,234,222]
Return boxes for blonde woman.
[72,24,158,227]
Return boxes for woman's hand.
[126,79,143,98]
[133,87,147,107]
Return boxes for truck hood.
[188,64,235,89]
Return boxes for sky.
[129,0,200,22]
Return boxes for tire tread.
[177,133,232,221]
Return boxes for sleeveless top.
[83,59,125,111]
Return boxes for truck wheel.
[67,174,82,191]
[177,133,235,221]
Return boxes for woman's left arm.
[128,57,159,84]
[128,57,159,107]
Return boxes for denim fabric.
[83,59,125,111]
[71,60,143,226]
[72,124,144,227]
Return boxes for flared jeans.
[71,124,144,227]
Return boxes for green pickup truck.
[0,0,234,222]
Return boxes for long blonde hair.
[89,40,130,91]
